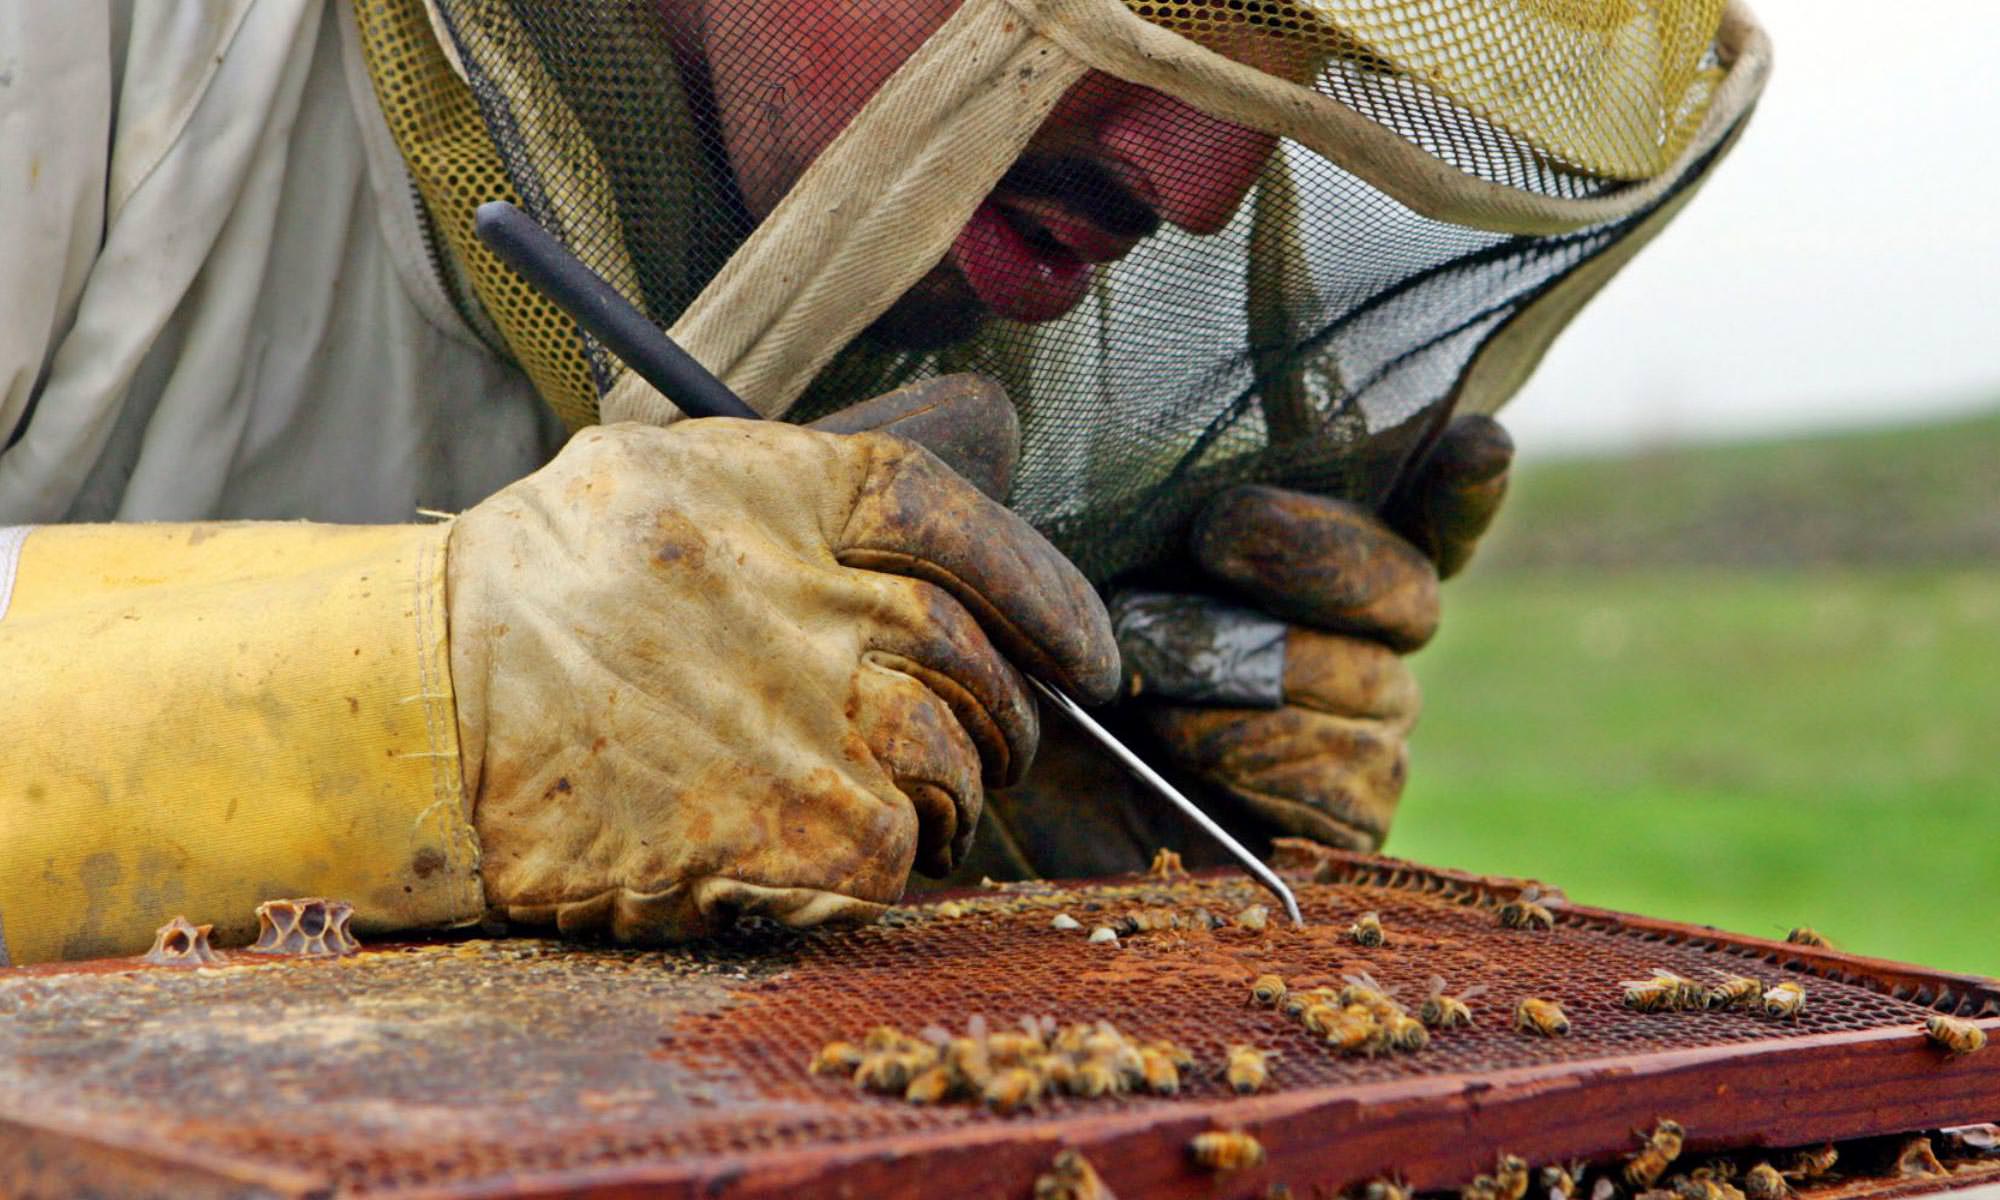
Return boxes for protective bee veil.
[355,0,1768,583]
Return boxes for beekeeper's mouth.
[864,152,1164,348]
[947,154,1163,324]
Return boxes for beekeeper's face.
[691,1,1282,347]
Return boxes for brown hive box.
[1,843,1997,1199]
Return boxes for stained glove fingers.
[850,660,987,877]
[503,880,890,945]
[1191,484,1441,652]
[859,574,1038,787]
[835,432,1119,702]
[1144,704,1405,851]
[1384,413,1513,579]
[1281,629,1422,727]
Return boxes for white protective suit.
[0,1,562,525]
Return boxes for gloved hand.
[1141,414,1513,850]
[447,418,1118,941]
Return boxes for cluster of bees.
[1046,1124,1944,1197]
[1057,899,1272,946]
[1621,967,1986,1056]
[1179,1125,1861,1197]
[810,1017,1261,1112]
[1620,969,1807,1020]
[1627,1133,1849,1200]
[1432,1123,1840,1200]
[1254,971,1481,1056]
[1256,970,1577,1045]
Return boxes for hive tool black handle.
[472,200,759,422]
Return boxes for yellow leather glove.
[1143,414,1513,850]
[0,418,1112,964]
[449,419,1117,941]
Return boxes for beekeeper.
[0,1,1768,963]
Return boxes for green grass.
[1386,568,2000,976]
[1480,406,2000,570]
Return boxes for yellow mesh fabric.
[351,0,599,430]
[1125,0,1727,181]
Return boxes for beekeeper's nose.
[1094,83,1279,235]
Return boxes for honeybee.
[1513,997,1570,1038]
[1624,970,1703,1013]
[1421,976,1486,1029]
[855,1046,935,1093]
[1350,910,1387,947]
[1121,906,1183,934]
[1225,1044,1274,1094]
[1664,972,1706,1009]
[1926,1013,1987,1057]
[1034,1149,1114,1200]
[982,1066,1045,1113]
[1741,1163,1789,1200]
[863,1024,910,1052]
[1894,1136,1945,1179]
[1493,1155,1530,1200]
[1541,1162,1585,1200]
[1705,975,1763,1011]
[1761,980,1806,1020]
[987,1024,1049,1063]
[1499,886,1556,931]
[1301,1002,1347,1037]
[1068,1057,1123,1098]
[1784,927,1832,948]
[1250,974,1288,1008]
[1383,1012,1430,1053]
[1322,1008,1386,1056]
[1462,1174,1503,1200]
[1362,1177,1413,1200]
[1146,1039,1196,1071]
[809,1040,863,1075]
[1670,1174,1728,1200]
[1139,1047,1182,1094]
[1098,1046,1146,1090]
[903,1064,957,1104]
[1622,971,1680,1014]
[940,1036,993,1088]
[1190,1130,1267,1171]
[1052,1023,1093,1056]
[1783,1145,1836,1180]
[1149,847,1188,879]
[1340,972,1400,1014]
[1624,1119,1686,1189]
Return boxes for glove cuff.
[0,522,483,963]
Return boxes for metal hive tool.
[1,843,1996,1200]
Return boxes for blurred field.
[1386,408,2000,975]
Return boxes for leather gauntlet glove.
[1142,414,1513,851]
[448,419,1117,941]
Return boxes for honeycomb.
[0,854,1994,1199]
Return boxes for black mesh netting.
[429,0,1727,585]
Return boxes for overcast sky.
[1501,0,2000,457]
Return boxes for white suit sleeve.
[0,4,114,445]
[0,1,557,525]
